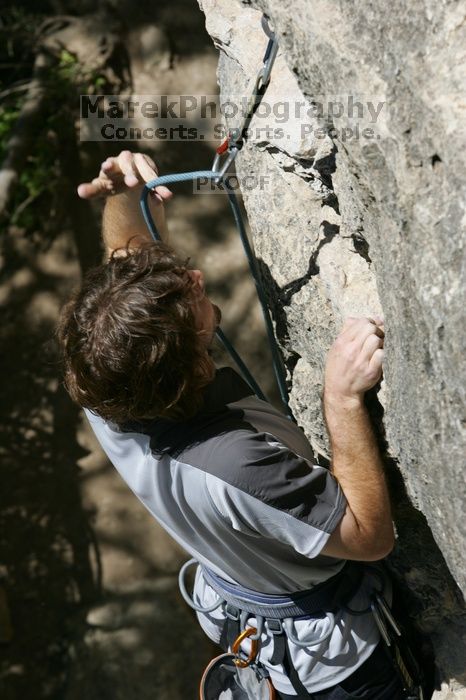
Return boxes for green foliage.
[1,5,116,236]
[1,48,105,232]
[58,49,80,79]
[19,153,53,200]
[93,75,106,88]
[12,148,58,230]
[0,104,22,161]
[46,49,109,95]
[0,94,58,230]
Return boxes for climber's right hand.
[77,150,173,204]
[323,316,385,405]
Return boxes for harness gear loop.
[282,613,336,648]
[232,627,259,668]
[178,558,223,613]
[236,611,264,641]
[248,615,264,641]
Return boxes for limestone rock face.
[198,0,466,696]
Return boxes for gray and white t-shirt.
[84,366,381,695]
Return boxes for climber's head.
[57,240,221,424]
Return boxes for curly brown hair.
[57,241,215,424]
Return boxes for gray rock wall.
[198,0,466,696]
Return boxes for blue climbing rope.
[140,171,292,418]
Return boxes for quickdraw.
[211,15,278,181]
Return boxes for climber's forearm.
[323,392,394,559]
[102,186,169,258]
[77,151,172,258]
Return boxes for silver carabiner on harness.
[178,558,223,613]
[375,593,402,636]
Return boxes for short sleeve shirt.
[84,367,381,694]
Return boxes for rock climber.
[57,150,406,699]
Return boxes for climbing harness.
[205,561,362,698]
[140,12,424,700]
[180,559,424,699]
[140,15,292,418]
[183,558,362,698]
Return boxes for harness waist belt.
[201,561,363,620]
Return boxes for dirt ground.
[0,2,278,698]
